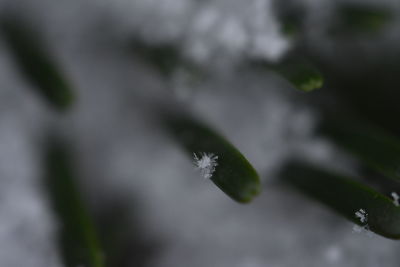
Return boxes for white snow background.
[1,0,400,266]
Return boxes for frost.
[355,209,367,223]
[193,152,218,179]
[391,192,399,206]
[353,208,373,237]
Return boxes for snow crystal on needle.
[353,208,372,237]
[391,192,399,207]
[193,152,218,179]
[355,209,367,223]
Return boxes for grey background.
[1,0,400,266]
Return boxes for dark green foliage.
[252,58,323,92]
[164,113,261,203]
[44,138,105,267]
[275,2,305,38]
[1,16,74,110]
[281,22,299,38]
[132,39,204,90]
[319,118,400,183]
[97,201,161,267]
[281,161,400,239]
[334,4,393,34]
[273,61,323,92]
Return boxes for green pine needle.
[1,16,74,110]
[44,137,105,267]
[164,113,261,203]
[281,161,400,239]
[319,118,400,183]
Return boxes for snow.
[355,209,368,224]
[193,152,218,179]
[391,192,399,206]
[353,209,373,237]
[1,0,400,267]
[324,245,343,263]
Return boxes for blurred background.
[1,0,400,266]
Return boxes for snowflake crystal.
[193,152,218,179]
[353,208,373,236]
[391,192,399,207]
[355,209,368,223]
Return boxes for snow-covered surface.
[1,0,400,266]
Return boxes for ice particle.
[353,208,373,237]
[391,192,399,206]
[355,209,367,223]
[193,152,218,179]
